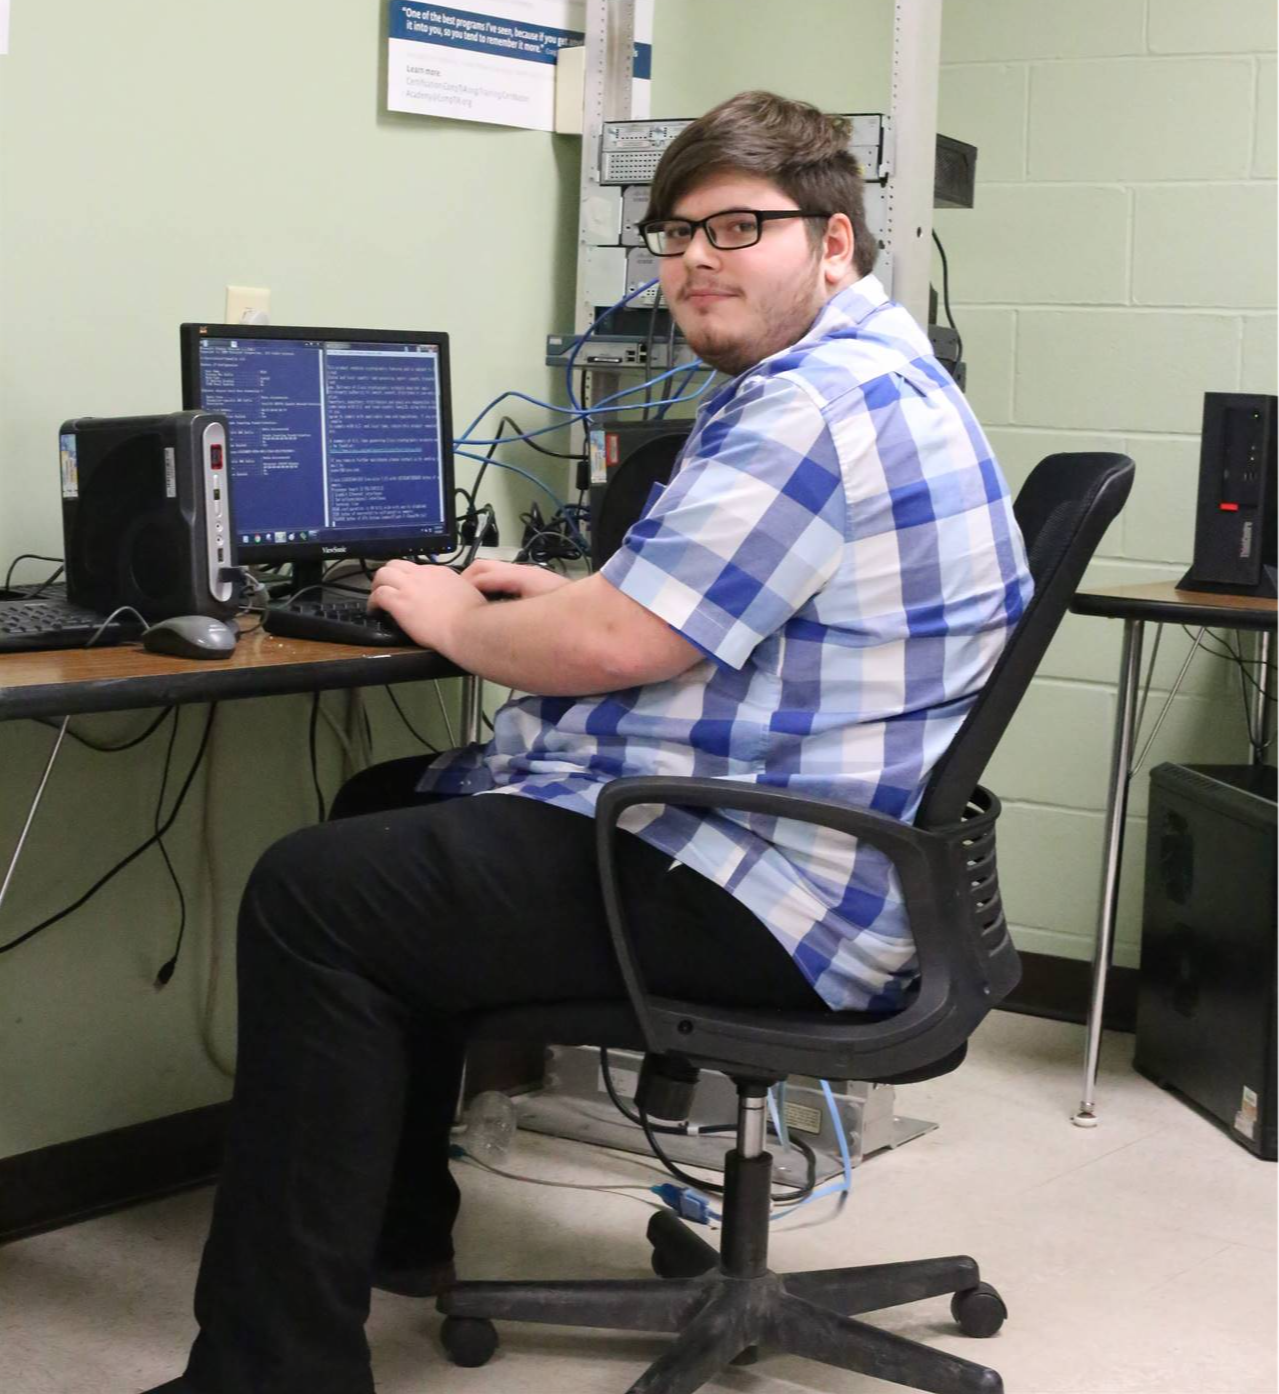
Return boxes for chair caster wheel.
[440,1315,499,1367]
[951,1282,1007,1338]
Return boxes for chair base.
[438,1213,1005,1394]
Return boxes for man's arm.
[368,561,703,696]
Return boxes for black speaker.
[587,421,692,569]
[1179,392,1276,598]
[1135,763,1277,1159]
[60,411,237,621]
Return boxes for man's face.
[657,172,851,378]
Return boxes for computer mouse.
[141,614,239,660]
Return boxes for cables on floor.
[600,1049,825,1209]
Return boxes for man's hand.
[368,560,486,650]
[461,559,571,600]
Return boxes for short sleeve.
[601,376,847,670]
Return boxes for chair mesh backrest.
[915,452,1134,828]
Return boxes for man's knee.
[239,826,330,959]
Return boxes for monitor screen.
[180,323,455,573]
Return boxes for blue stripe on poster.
[390,2,583,66]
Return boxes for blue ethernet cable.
[456,361,715,451]
[458,276,707,448]
[765,1078,854,1222]
[564,278,662,413]
[656,361,705,419]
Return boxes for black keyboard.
[0,598,144,653]
[263,596,415,647]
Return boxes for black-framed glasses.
[638,209,833,257]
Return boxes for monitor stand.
[289,560,325,598]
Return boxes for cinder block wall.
[936,0,1276,968]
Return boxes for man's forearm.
[440,582,636,696]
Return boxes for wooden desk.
[1067,581,1276,1126]
[0,622,463,723]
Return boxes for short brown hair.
[646,90,878,278]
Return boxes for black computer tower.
[1179,392,1277,598]
[587,421,692,568]
[60,411,237,621]
[1134,763,1277,1159]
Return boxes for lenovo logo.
[1240,521,1254,559]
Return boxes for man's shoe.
[372,1256,457,1297]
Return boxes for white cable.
[457,1151,664,1210]
[1129,626,1206,781]
[90,603,150,647]
[0,719,71,920]
[433,681,457,748]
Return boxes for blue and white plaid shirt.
[420,275,1032,1011]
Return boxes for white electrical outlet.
[225,285,271,325]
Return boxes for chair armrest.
[593,775,1007,1076]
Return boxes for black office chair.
[438,453,1135,1394]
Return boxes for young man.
[144,90,1030,1393]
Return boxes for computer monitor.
[180,323,455,590]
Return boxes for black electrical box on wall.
[1134,763,1276,1160]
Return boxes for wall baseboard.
[0,1040,544,1245]
[1000,950,1137,1031]
[0,1103,228,1245]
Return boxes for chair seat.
[466,1000,967,1086]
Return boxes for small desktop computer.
[180,323,456,596]
[60,410,238,621]
[1180,392,1276,598]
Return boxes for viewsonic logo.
[322,545,347,554]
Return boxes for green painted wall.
[651,0,891,115]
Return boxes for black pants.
[182,756,824,1393]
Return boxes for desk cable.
[0,716,71,926]
[1,695,217,962]
[598,1049,855,1227]
[0,605,152,935]
[1126,623,1201,782]
[1183,624,1277,756]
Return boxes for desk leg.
[459,675,484,747]
[1074,618,1143,1127]
[1251,631,1273,766]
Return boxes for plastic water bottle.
[463,1090,517,1164]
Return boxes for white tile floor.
[2,1011,1275,1394]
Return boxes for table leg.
[1251,631,1273,765]
[459,675,484,746]
[1074,618,1144,1127]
